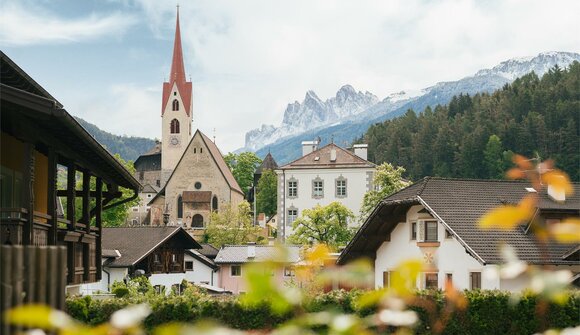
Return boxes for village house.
[276,141,375,239]
[337,177,580,292]
[79,227,222,294]
[0,50,141,320]
[215,244,301,294]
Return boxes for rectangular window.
[284,266,295,277]
[288,181,298,198]
[425,273,438,289]
[411,222,417,240]
[287,209,298,226]
[446,273,453,286]
[336,179,346,197]
[425,221,438,242]
[382,271,390,288]
[313,180,324,197]
[154,253,161,263]
[185,261,194,271]
[231,265,242,277]
[470,272,481,289]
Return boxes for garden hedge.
[66,289,579,334]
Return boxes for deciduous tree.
[205,201,263,247]
[256,169,277,217]
[224,152,262,194]
[359,163,410,221]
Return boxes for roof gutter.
[103,187,139,211]
[416,195,486,265]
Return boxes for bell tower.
[161,6,193,185]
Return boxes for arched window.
[177,195,183,219]
[172,99,179,111]
[170,119,180,134]
[192,214,204,228]
[212,196,218,211]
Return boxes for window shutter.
[417,221,425,242]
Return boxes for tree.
[256,169,277,217]
[224,152,262,194]
[288,202,355,250]
[359,163,410,221]
[205,201,263,247]
[483,135,505,179]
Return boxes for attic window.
[314,157,320,161]
[525,187,537,193]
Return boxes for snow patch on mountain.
[243,51,580,154]
[244,85,378,151]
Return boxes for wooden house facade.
[0,51,141,293]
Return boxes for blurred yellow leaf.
[541,170,574,196]
[513,154,532,170]
[480,195,536,230]
[549,218,580,243]
[4,304,76,330]
[506,168,525,180]
[306,244,330,264]
[390,259,423,297]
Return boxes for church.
[131,9,244,231]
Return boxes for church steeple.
[162,6,192,117]
[161,5,193,185]
[170,6,186,83]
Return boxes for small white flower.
[378,309,418,327]
[25,329,46,335]
[110,304,151,329]
[500,261,527,279]
[331,315,356,332]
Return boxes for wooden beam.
[66,164,76,231]
[95,178,103,281]
[47,149,58,245]
[22,143,35,245]
[82,172,90,232]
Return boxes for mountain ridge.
[245,51,580,163]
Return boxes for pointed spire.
[170,5,186,83]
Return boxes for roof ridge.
[280,142,374,168]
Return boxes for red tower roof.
[162,7,192,116]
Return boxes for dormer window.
[170,119,180,133]
[172,99,179,111]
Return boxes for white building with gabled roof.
[276,141,376,239]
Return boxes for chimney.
[547,184,566,203]
[353,144,368,160]
[330,148,337,162]
[247,242,256,258]
[302,140,319,156]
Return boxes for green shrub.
[66,289,580,333]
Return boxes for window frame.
[284,266,295,277]
[382,271,390,288]
[411,221,417,240]
[170,118,180,134]
[312,178,324,198]
[231,265,242,277]
[470,271,482,290]
[424,220,438,242]
[287,179,298,198]
[287,208,298,226]
[185,261,194,271]
[425,272,438,290]
[172,99,179,111]
[335,177,347,198]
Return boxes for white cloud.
[0,2,137,46]
[71,84,161,140]
[125,0,580,152]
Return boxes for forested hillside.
[75,118,155,162]
[363,62,580,181]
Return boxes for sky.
[1,0,579,153]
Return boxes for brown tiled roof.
[215,245,302,264]
[198,243,220,259]
[339,177,580,265]
[182,191,211,203]
[280,143,374,170]
[255,153,278,174]
[102,227,201,267]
